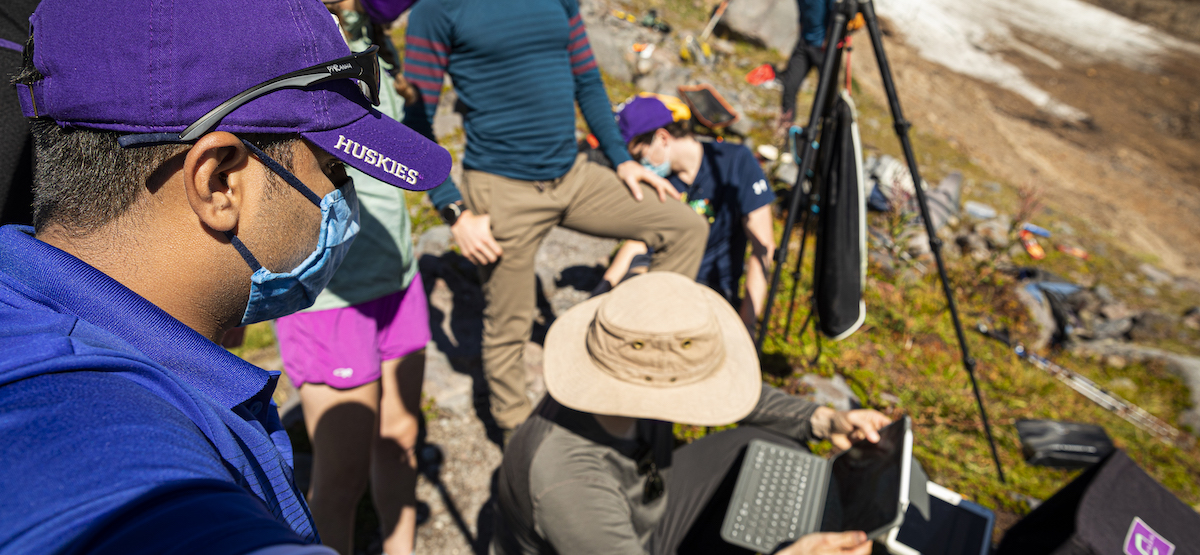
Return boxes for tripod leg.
[782,205,812,341]
[757,3,853,354]
[860,0,1006,483]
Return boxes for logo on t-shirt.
[752,179,768,195]
[1124,517,1174,555]
[332,367,355,379]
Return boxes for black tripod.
[756,0,1006,483]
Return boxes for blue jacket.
[0,225,314,554]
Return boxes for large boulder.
[579,0,637,82]
[717,0,799,53]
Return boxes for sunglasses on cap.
[119,46,381,147]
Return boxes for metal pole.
[859,0,1005,483]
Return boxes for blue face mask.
[227,140,360,326]
[641,156,671,178]
[639,136,672,178]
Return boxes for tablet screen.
[819,418,908,536]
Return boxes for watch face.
[441,203,462,224]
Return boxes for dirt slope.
[851,17,1200,278]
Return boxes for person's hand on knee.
[451,210,502,265]
[615,160,681,203]
[779,531,871,555]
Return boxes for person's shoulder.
[408,0,462,26]
[708,140,757,166]
[0,371,230,553]
[528,426,624,494]
[2,370,227,473]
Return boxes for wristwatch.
[440,201,464,226]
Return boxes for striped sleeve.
[404,1,452,124]
[566,13,598,76]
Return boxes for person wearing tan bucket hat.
[491,273,891,555]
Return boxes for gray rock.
[1099,302,1136,322]
[1006,243,1027,260]
[1094,284,1116,304]
[1184,307,1200,331]
[1138,263,1173,284]
[975,216,1012,249]
[1128,311,1177,342]
[798,374,862,411]
[1174,278,1200,294]
[578,0,635,82]
[635,64,693,98]
[415,224,453,257]
[956,233,989,256]
[1139,286,1159,297]
[432,85,463,140]
[1089,317,1133,340]
[717,0,799,53]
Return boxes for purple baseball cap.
[615,95,678,144]
[14,0,450,191]
[360,0,419,24]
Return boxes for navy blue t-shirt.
[668,141,773,303]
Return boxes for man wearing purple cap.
[404,0,708,437]
[0,0,450,553]
[609,95,777,336]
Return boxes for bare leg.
[301,381,381,555]
[373,350,426,555]
[601,240,649,286]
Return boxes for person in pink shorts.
[274,2,463,553]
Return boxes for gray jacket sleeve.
[739,384,823,442]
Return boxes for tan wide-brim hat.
[544,272,762,426]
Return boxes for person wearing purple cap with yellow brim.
[606,94,777,337]
[0,0,450,553]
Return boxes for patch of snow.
[874,0,1200,122]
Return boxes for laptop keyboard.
[722,441,828,552]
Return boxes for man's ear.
[655,127,672,146]
[182,132,252,233]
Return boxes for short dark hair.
[13,36,299,235]
[628,120,690,149]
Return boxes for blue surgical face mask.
[227,140,360,326]
[639,136,672,178]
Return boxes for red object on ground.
[1020,230,1046,259]
[745,63,776,86]
[1056,244,1089,259]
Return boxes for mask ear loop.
[224,139,326,272]
[225,231,263,272]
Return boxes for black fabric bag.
[812,91,866,340]
[1015,419,1115,469]
[997,449,1200,555]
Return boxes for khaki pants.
[460,155,708,430]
